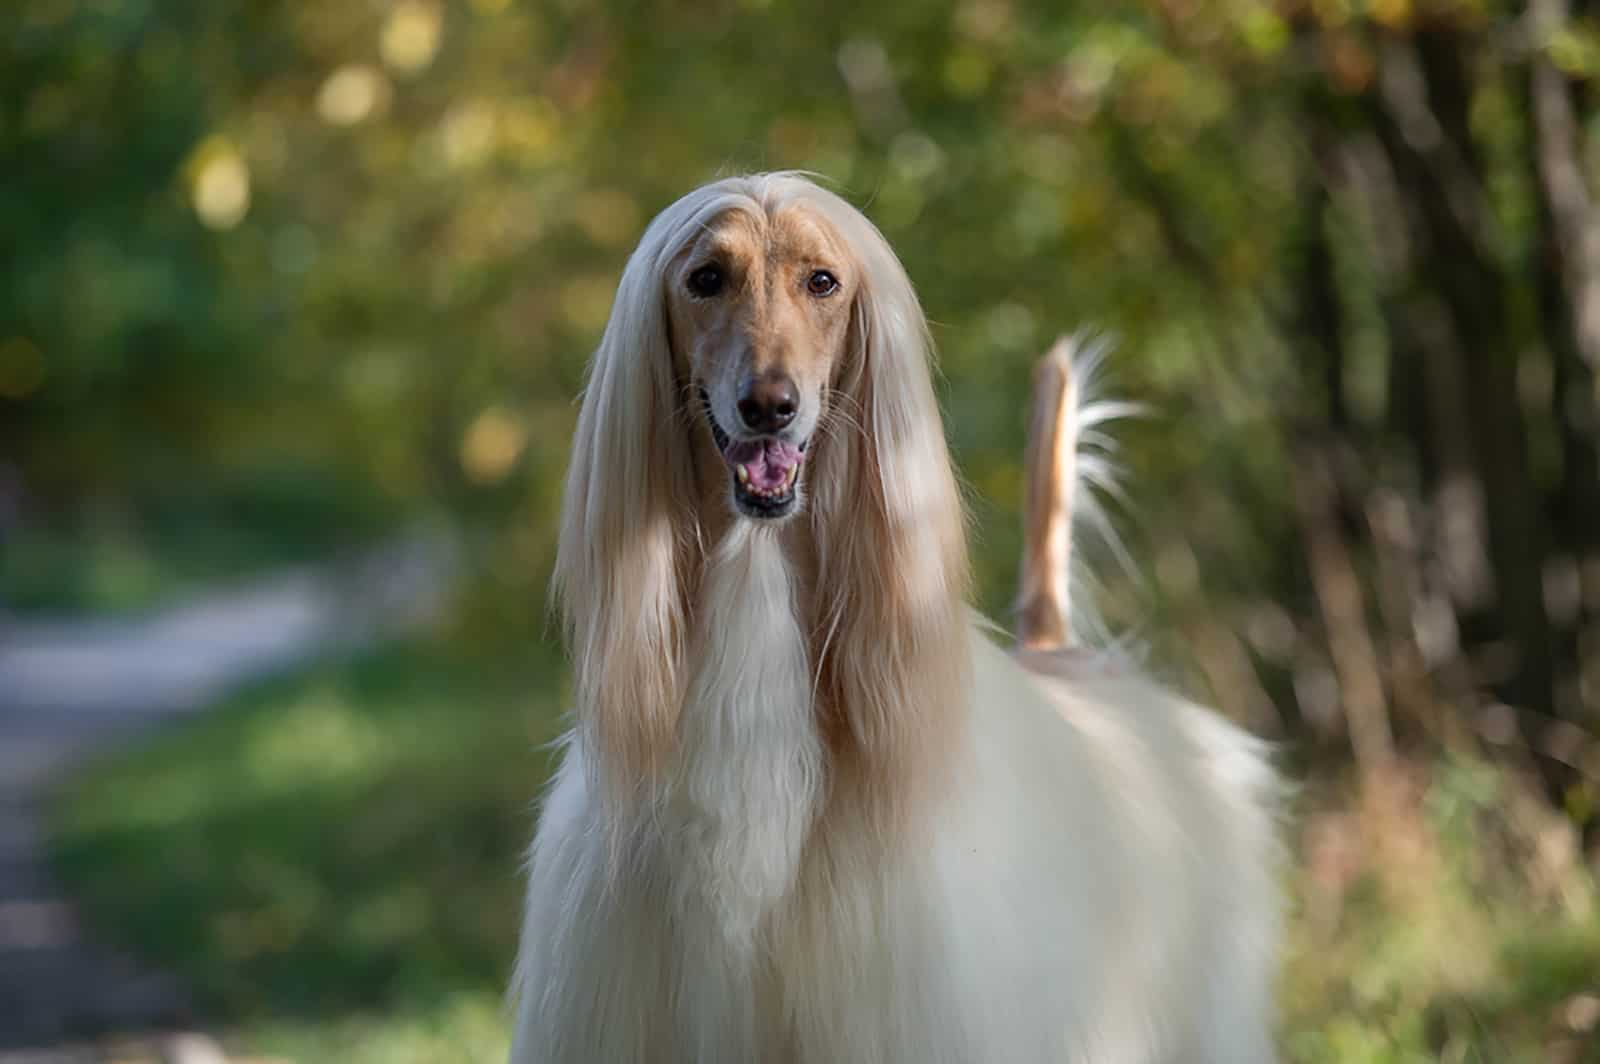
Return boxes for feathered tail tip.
[1014,333,1141,651]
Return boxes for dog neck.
[666,521,825,948]
[682,422,974,824]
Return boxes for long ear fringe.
[552,191,738,803]
[801,185,973,822]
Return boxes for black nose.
[736,373,799,433]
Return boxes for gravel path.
[0,533,456,1059]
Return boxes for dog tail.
[1015,334,1137,651]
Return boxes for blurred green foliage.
[2,0,1321,628]
[12,0,1595,715]
[53,645,566,1061]
[0,464,397,611]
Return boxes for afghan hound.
[509,173,1281,1063]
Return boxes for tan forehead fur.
[685,203,851,276]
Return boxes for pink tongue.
[724,438,804,493]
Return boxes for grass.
[2,465,399,614]
[50,641,570,1063]
[49,644,1600,1062]
[1279,759,1600,1063]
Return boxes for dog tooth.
[737,466,749,485]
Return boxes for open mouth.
[701,389,807,518]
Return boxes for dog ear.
[553,209,699,804]
[805,193,972,819]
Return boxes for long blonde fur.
[518,173,1281,1064]
[796,183,971,819]
[552,185,759,800]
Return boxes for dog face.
[667,202,858,521]
[554,174,971,799]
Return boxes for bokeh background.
[4,0,1600,1060]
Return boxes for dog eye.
[806,270,839,297]
[687,265,724,298]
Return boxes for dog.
[509,172,1281,1063]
